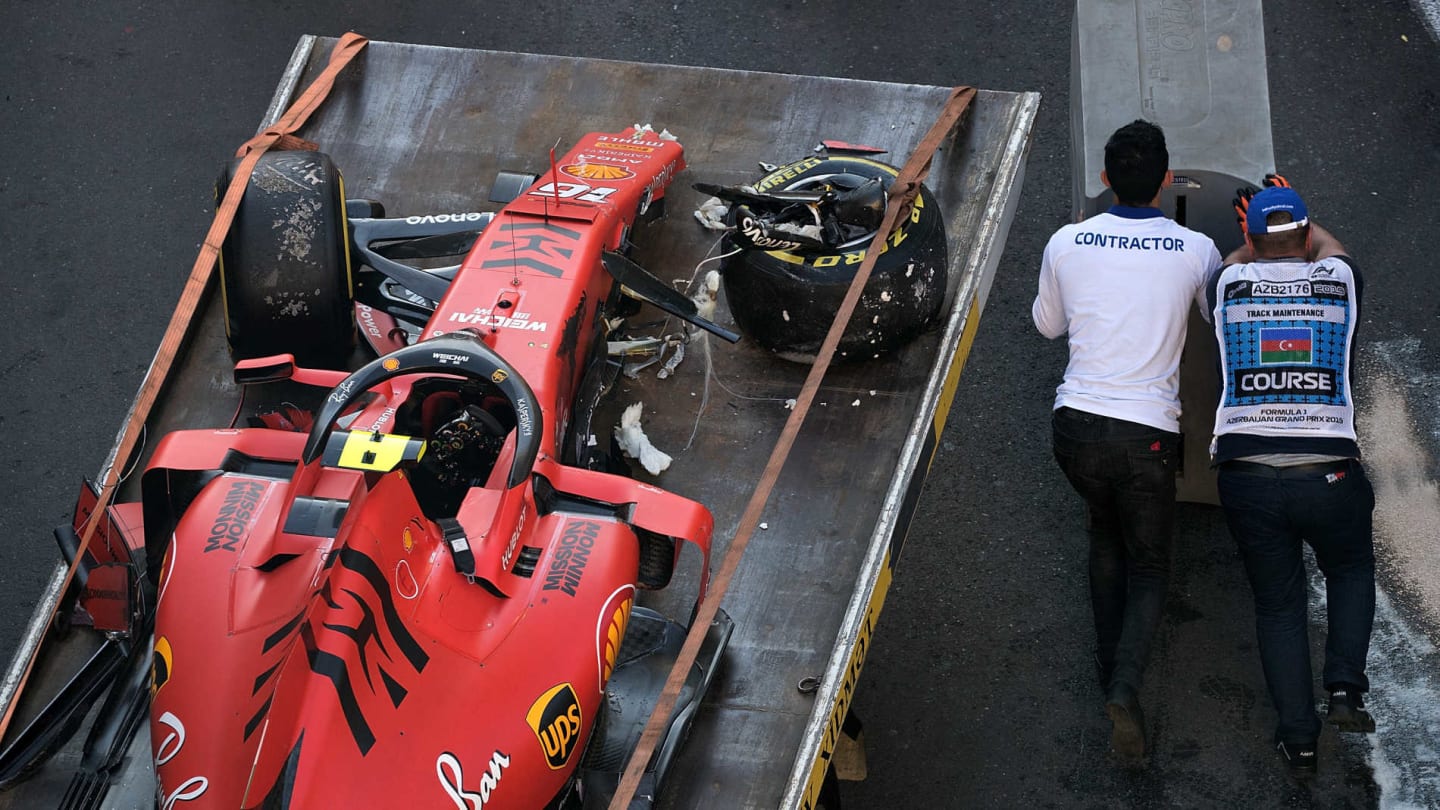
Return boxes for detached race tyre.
[720,154,948,363]
[218,150,355,369]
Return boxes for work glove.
[1233,172,1294,233]
[1232,186,1258,234]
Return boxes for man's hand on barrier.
[1233,186,1258,234]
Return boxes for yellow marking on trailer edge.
[798,295,983,806]
[800,552,892,810]
[931,296,982,457]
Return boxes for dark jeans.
[1216,459,1376,744]
[1052,407,1179,694]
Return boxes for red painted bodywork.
[141,130,713,809]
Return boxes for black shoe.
[1327,687,1377,733]
[1276,740,1317,778]
[1104,684,1146,759]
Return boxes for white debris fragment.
[869,390,877,396]
[759,522,769,530]
[782,310,791,322]
[616,402,673,475]
[657,341,686,379]
[770,221,824,242]
[693,270,722,320]
[784,398,797,410]
[694,196,730,230]
[879,290,894,302]
[852,399,861,407]
[630,124,677,141]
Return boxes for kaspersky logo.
[526,683,583,769]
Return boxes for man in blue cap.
[1205,177,1377,779]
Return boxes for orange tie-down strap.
[606,85,977,810]
[0,32,369,742]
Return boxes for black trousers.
[1217,458,1375,744]
[1052,406,1179,692]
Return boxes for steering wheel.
[302,331,543,490]
[426,401,508,484]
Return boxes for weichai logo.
[526,683,583,769]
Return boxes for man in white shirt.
[1032,120,1221,761]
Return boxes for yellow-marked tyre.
[217,151,354,369]
[720,155,948,363]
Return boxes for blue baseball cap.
[1247,186,1309,234]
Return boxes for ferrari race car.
[0,111,956,807]
[0,128,741,809]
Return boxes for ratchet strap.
[606,84,976,810]
[0,32,369,742]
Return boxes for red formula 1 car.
[0,128,737,809]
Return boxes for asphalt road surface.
[3,2,1439,808]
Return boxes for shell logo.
[562,162,634,181]
[152,635,174,697]
[382,357,400,371]
[596,586,635,690]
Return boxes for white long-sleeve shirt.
[1032,206,1221,432]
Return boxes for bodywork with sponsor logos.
[2,124,733,809]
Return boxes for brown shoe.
[1105,683,1146,759]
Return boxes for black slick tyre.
[218,151,355,369]
[720,154,948,363]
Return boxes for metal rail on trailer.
[0,37,1037,809]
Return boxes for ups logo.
[526,683,583,769]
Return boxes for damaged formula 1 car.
[0,128,740,809]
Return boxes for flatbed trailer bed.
[0,37,1037,809]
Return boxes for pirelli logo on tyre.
[526,683,583,770]
[748,155,934,269]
